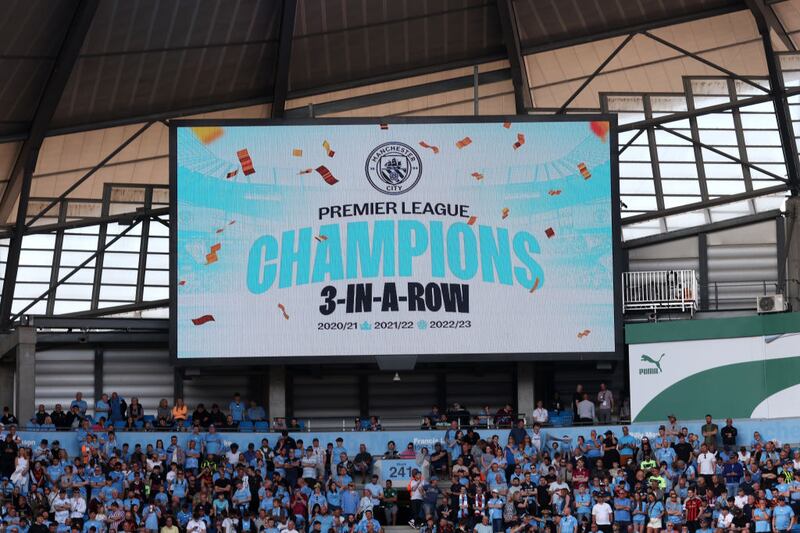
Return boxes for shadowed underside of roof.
[0,0,751,139]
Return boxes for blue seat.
[183,419,192,428]
[254,421,269,432]
[359,419,370,430]
[113,420,126,429]
[239,421,254,432]
[143,415,156,424]
[134,420,144,429]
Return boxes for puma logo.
[640,353,665,373]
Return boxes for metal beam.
[521,4,748,55]
[557,34,635,114]
[622,184,788,225]
[496,0,532,113]
[0,151,37,330]
[58,299,170,319]
[640,31,770,94]
[30,316,168,330]
[270,0,298,118]
[284,68,512,118]
[623,209,783,248]
[745,0,796,51]
[754,11,800,195]
[618,86,800,132]
[24,122,155,228]
[10,220,141,323]
[0,0,99,223]
[655,124,789,183]
[0,207,170,239]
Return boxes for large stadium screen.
[171,118,620,360]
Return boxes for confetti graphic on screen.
[419,141,440,154]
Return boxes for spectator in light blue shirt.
[229,393,245,423]
[94,393,110,421]
[772,498,795,532]
[247,400,266,421]
[70,392,88,416]
[204,425,223,456]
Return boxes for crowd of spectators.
[0,392,796,533]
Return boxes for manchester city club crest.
[365,142,422,195]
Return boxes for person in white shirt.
[577,394,596,423]
[532,401,549,425]
[592,494,614,533]
[697,444,717,482]
[716,508,733,529]
[69,490,87,521]
[187,513,208,533]
[52,489,71,524]
[280,520,300,533]
[302,447,318,483]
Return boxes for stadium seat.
[239,420,254,432]
[254,421,269,432]
[113,420,126,429]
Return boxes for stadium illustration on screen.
[171,118,619,359]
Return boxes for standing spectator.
[354,444,373,484]
[229,393,245,423]
[596,384,613,424]
[576,394,595,424]
[772,497,796,533]
[701,415,718,448]
[383,479,398,526]
[697,444,716,486]
[408,470,425,528]
[721,419,738,450]
[532,401,549,425]
[95,394,110,421]
[109,392,126,423]
[572,385,584,418]
[70,392,88,416]
[591,492,613,533]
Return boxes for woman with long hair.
[645,492,664,533]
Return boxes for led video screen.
[171,118,619,359]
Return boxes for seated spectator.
[1,407,18,426]
[208,404,226,426]
[69,392,88,416]
[171,398,188,424]
[532,401,549,425]
[32,404,48,426]
[192,403,211,427]
[156,398,172,427]
[127,397,144,422]
[246,400,266,422]
[368,416,382,431]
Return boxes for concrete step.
[384,526,417,533]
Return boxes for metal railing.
[622,269,698,314]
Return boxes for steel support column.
[496,0,533,113]
[0,151,38,330]
[754,13,800,195]
[270,0,298,118]
[745,0,796,52]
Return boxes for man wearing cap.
[773,497,796,533]
[613,488,633,533]
[591,492,614,533]
[487,489,504,533]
